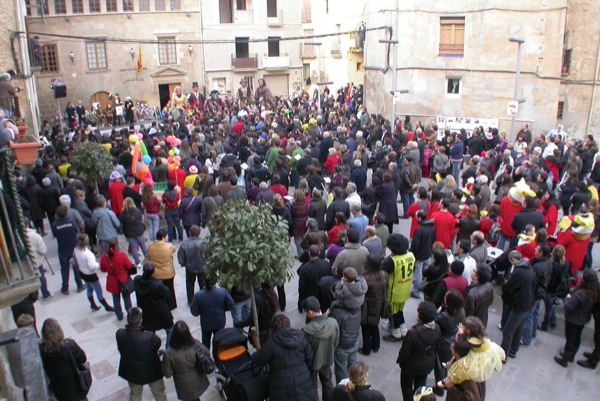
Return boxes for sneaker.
[382,321,391,331]
[77,286,86,293]
[383,334,403,342]
[42,294,54,300]
[60,289,70,295]
[410,292,421,299]
[498,323,503,331]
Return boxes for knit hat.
[188,165,198,174]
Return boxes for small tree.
[203,200,294,348]
[69,142,112,189]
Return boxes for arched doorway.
[89,91,110,111]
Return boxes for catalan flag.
[137,44,142,74]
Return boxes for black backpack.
[552,261,571,298]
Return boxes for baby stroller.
[213,328,269,401]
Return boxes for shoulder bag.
[194,343,215,375]
[104,254,135,295]
[66,339,92,394]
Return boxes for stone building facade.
[25,0,305,122]
[363,0,599,140]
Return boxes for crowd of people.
[4,79,600,401]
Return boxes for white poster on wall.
[436,116,499,139]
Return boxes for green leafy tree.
[202,200,294,348]
[68,142,112,188]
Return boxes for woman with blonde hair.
[142,183,161,241]
[40,318,90,401]
[332,361,386,400]
[439,174,457,197]
[119,197,148,266]
[75,233,114,313]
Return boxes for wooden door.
[168,83,181,98]
[89,91,110,110]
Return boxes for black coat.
[397,323,442,375]
[116,326,163,385]
[501,261,536,312]
[134,275,174,331]
[410,220,435,261]
[332,384,386,401]
[465,282,494,328]
[40,339,88,401]
[298,258,332,308]
[252,328,313,401]
[325,198,350,230]
[510,209,546,245]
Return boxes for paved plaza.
[32,218,600,401]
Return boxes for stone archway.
[89,91,110,111]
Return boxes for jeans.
[334,344,358,384]
[411,258,430,296]
[451,159,462,188]
[112,292,132,321]
[185,270,205,304]
[37,265,51,298]
[85,280,105,301]
[500,303,529,356]
[164,210,183,242]
[541,293,557,329]
[147,214,160,242]
[564,320,585,357]
[202,329,219,350]
[400,192,415,217]
[126,235,148,265]
[497,234,511,252]
[231,298,251,326]
[360,324,380,354]
[97,238,118,256]
[128,379,167,401]
[521,300,541,345]
[311,365,334,401]
[583,241,595,269]
[59,253,83,291]
[401,370,428,401]
[294,235,304,257]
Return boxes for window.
[25,0,32,16]
[139,0,149,10]
[562,49,572,75]
[235,37,249,58]
[557,101,564,120]
[303,63,310,81]
[41,44,59,73]
[267,0,277,18]
[302,0,311,22]
[219,0,233,23]
[106,0,117,12]
[446,77,461,96]
[155,0,164,10]
[212,78,226,93]
[72,0,84,13]
[356,62,362,71]
[268,37,280,57]
[86,41,107,70]
[89,0,100,12]
[303,29,315,58]
[123,0,133,11]
[439,17,465,56]
[170,0,180,10]
[236,0,246,10]
[55,0,66,14]
[39,0,49,15]
[158,37,177,64]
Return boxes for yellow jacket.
[148,240,176,280]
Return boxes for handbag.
[194,343,215,375]
[104,255,135,295]
[66,339,92,394]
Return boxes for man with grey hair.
[59,194,85,232]
[500,250,536,360]
[350,159,367,193]
[345,182,361,212]
[477,175,491,206]
[348,204,368,244]
[362,225,382,257]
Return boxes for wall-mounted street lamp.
[130,48,135,59]
[69,51,75,63]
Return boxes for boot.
[577,358,598,369]
[100,298,115,312]
[554,351,573,367]
[88,296,101,312]
[560,351,575,362]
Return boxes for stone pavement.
[32,218,600,401]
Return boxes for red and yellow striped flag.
[136,45,143,74]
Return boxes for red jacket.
[516,241,537,261]
[431,210,456,249]
[407,200,431,238]
[499,196,522,237]
[100,251,133,295]
[168,168,187,190]
[557,230,591,273]
[108,181,126,215]
[544,204,558,236]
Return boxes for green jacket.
[303,315,339,370]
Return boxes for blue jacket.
[51,217,78,256]
[190,287,234,332]
[449,141,464,160]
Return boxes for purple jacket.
[178,195,202,227]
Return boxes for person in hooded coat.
[252,314,314,401]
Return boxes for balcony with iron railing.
[0,148,39,310]
[231,54,258,70]
[263,53,290,69]
[234,8,254,24]
[301,43,316,59]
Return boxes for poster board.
[436,116,499,139]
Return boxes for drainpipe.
[587,42,600,135]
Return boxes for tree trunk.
[249,283,261,349]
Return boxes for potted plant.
[13,118,28,138]
[68,142,112,191]
[9,134,40,165]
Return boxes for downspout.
[587,42,600,135]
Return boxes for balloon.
[131,143,141,173]
[174,139,182,146]
[174,148,180,155]
[168,164,175,172]
[139,163,149,178]
[175,156,181,162]
[142,175,154,186]
[137,133,143,140]
[141,155,151,165]
[167,156,173,163]
[168,149,175,157]
[129,134,138,143]
[139,141,148,156]
[174,159,181,168]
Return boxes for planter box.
[9,137,40,165]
